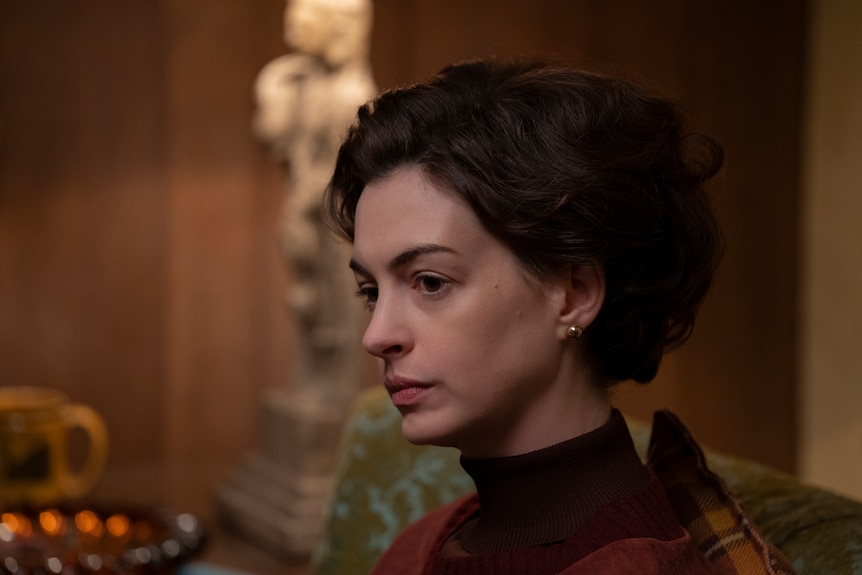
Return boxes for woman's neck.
[455,378,613,458]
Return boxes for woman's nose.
[361,296,412,359]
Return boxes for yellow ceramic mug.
[0,386,108,508]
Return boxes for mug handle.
[60,403,109,500]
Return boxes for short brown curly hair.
[325,58,725,385]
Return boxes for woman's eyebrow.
[349,244,457,276]
[388,244,456,270]
[348,258,371,277]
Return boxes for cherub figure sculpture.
[254,0,376,400]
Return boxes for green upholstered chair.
[311,387,862,575]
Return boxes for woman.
[325,58,724,573]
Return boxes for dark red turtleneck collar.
[454,409,650,553]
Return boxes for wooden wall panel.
[0,0,805,472]
[157,1,294,462]
[0,2,170,461]
[0,0,291,465]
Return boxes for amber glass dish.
[0,503,205,574]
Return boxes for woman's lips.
[385,377,431,407]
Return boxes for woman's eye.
[416,274,449,295]
[355,286,378,310]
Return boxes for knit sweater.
[369,410,716,574]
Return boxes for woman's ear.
[557,263,605,335]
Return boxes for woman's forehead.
[352,167,511,269]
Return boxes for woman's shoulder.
[368,493,478,574]
[401,492,479,541]
[561,533,717,574]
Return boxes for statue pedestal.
[215,388,348,558]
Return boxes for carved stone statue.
[254,0,376,401]
[216,0,377,558]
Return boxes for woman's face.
[350,166,589,457]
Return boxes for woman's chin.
[400,415,455,448]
